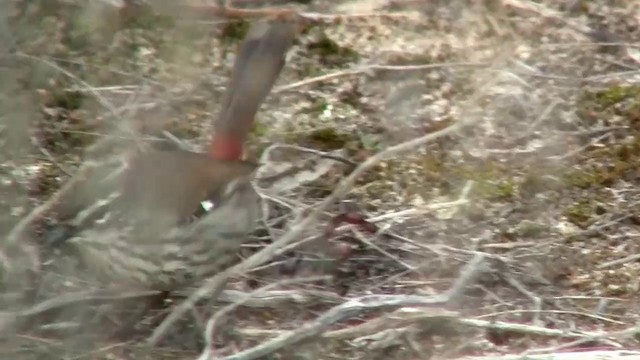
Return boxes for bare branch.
[148,119,470,346]
[217,254,485,360]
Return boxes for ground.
[1,0,640,359]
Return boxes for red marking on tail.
[209,135,244,161]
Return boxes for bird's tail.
[209,15,298,160]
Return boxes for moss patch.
[307,33,360,67]
[47,89,84,110]
[589,85,640,109]
[220,20,251,44]
[448,161,518,201]
[577,85,640,128]
[563,198,605,228]
[516,221,548,238]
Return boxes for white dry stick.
[274,62,486,93]
[214,289,342,308]
[235,309,624,345]
[215,254,486,360]
[351,228,414,272]
[368,180,475,223]
[198,276,330,360]
[323,307,459,340]
[148,119,470,345]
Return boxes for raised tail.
[210,16,298,160]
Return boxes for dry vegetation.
[1,0,640,359]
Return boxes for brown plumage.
[55,16,298,290]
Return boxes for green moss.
[516,221,548,238]
[520,171,561,196]
[447,161,518,201]
[564,169,601,189]
[419,154,445,183]
[307,34,359,67]
[220,20,250,44]
[578,85,640,127]
[299,98,330,116]
[306,127,350,150]
[568,0,591,13]
[298,63,325,78]
[49,90,84,110]
[476,179,517,201]
[363,180,396,201]
[251,121,269,138]
[564,138,640,189]
[358,133,383,152]
[65,13,91,51]
[564,199,595,228]
[495,180,516,199]
[592,85,640,108]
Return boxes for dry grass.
[2,0,640,359]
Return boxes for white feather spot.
[200,200,215,212]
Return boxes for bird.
[47,15,299,290]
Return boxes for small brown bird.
[52,16,298,290]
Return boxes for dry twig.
[216,254,486,360]
[198,276,330,360]
[148,119,470,345]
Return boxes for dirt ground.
[1,0,640,359]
